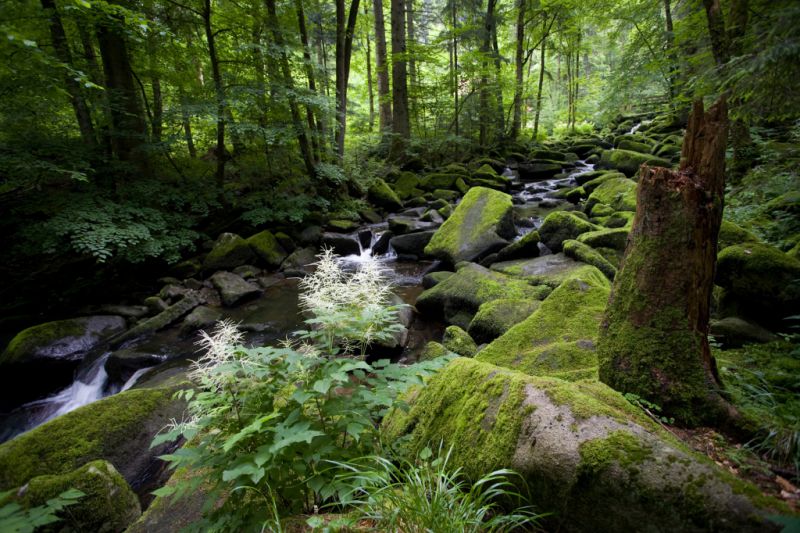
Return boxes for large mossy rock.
[467,298,541,344]
[415,263,550,329]
[0,316,127,408]
[584,177,638,213]
[538,211,598,252]
[424,187,516,264]
[491,253,596,289]
[716,243,800,323]
[563,239,617,280]
[577,228,629,251]
[392,172,421,200]
[368,178,404,211]
[442,325,477,357]
[476,266,609,381]
[718,220,760,251]
[246,230,288,269]
[599,149,671,177]
[203,233,255,272]
[0,386,186,493]
[382,358,786,533]
[495,231,540,261]
[6,460,141,533]
[210,271,262,307]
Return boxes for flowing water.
[0,158,595,443]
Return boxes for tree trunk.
[296,0,321,159]
[478,0,496,146]
[179,89,196,158]
[389,0,409,155]
[532,17,548,141]
[202,0,226,192]
[373,0,392,132]
[510,0,526,140]
[364,4,375,131]
[144,0,162,143]
[335,0,361,159]
[41,0,96,149]
[597,98,736,425]
[96,19,147,164]
[491,5,503,138]
[451,0,459,136]
[664,0,678,105]
[266,0,316,176]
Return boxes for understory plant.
[152,251,453,530]
[0,488,84,533]
[329,446,544,532]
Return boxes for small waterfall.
[629,122,642,134]
[32,353,111,420]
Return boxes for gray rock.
[320,232,361,256]
[710,317,779,348]
[180,305,222,337]
[389,230,436,257]
[111,294,201,347]
[233,264,262,279]
[106,350,166,382]
[210,271,262,307]
[144,296,168,314]
[202,233,256,272]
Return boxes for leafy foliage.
[0,488,84,533]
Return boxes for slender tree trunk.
[373,0,392,132]
[296,0,321,159]
[364,5,375,131]
[78,26,112,155]
[491,7,503,138]
[533,17,548,141]
[202,0,226,191]
[97,20,147,164]
[478,0,496,146]
[406,0,417,127]
[598,98,737,425]
[664,0,678,106]
[41,0,96,149]
[451,0,459,136]
[144,0,162,143]
[510,0,526,140]
[267,0,316,176]
[389,0,410,155]
[335,0,361,159]
[179,89,196,158]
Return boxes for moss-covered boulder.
[581,171,627,193]
[422,270,453,289]
[585,177,638,214]
[0,385,186,493]
[538,211,598,252]
[476,266,609,380]
[599,149,671,177]
[5,460,141,532]
[563,239,617,280]
[472,163,498,180]
[617,139,653,154]
[518,162,563,180]
[530,149,567,161]
[368,178,404,211]
[716,243,800,323]
[718,220,760,250]
[245,230,288,270]
[392,172,421,200]
[210,271,262,307]
[418,341,453,362]
[576,228,630,251]
[382,358,785,533]
[203,233,256,272]
[424,187,516,264]
[326,219,359,232]
[389,230,436,257]
[415,263,550,329]
[0,316,127,407]
[420,173,460,191]
[442,325,478,357]
[467,298,541,344]
[491,253,598,289]
[495,231,540,261]
[709,317,779,348]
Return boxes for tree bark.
[598,98,736,425]
[451,0,459,136]
[334,0,361,159]
[202,0,226,192]
[296,0,321,159]
[664,0,678,105]
[510,0,526,140]
[96,19,147,164]
[389,0,410,156]
[41,0,96,149]
[532,16,549,141]
[364,4,375,131]
[266,0,316,176]
[373,0,392,132]
[179,89,196,158]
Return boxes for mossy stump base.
[598,98,734,425]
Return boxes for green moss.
[0,387,182,490]
[491,254,598,288]
[1,320,86,365]
[203,233,255,272]
[472,164,498,180]
[416,263,550,325]
[441,163,470,176]
[539,211,599,252]
[326,219,359,232]
[431,189,459,202]
[420,173,460,191]
[476,267,610,380]
[246,230,288,269]
[392,172,421,200]
[442,325,478,357]
[424,187,515,264]
[418,341,453,362]
[576,228,629,251]
[368,178,404,210]
[718,220,760,250]
[496,231,540,261]
[530,149,567,161]
[616,139,653,154]
[585,177,638,214]
[563,239,617,280]
[589,203,615,217]
[599,149,671,177]
[579,430,653,475]
[381,358,530,480]
[12,460,141,532]
[468,298,541,344]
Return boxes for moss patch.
[203,233,255,272]
[246,230,288,269]
[368,178,404,210]
[584,177,638,214]
[491,254,598,288]
[442,325,478,357]
[599,149,671,177]
[538,211,598,252]
[563,239,617,280]
[468,298,541,344]
[578,430,653,475]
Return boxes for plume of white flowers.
[191,319,244,385]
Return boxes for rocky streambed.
[2,115,798,531]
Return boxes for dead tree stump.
[597,98,734,425]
